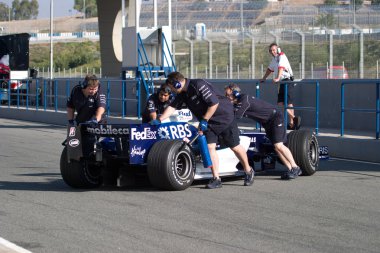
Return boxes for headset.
[171,79,182,89]
[232,89,241,99]
[80,79,88,89]
[228,84,241,99]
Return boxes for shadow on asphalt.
[0,124,65,129]
[319,159,380,172]
[4,160,378,193]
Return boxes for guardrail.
[341,80,380,139]
[255,80,320,134]
[283,81,320,134]
[0,78,141,119]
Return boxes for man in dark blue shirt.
[67,74,106,124]
[66,74,106,156]
[142,85,173,123]
[157,72,254,189]
[225,83,301,180]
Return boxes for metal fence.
[0,78,140,118]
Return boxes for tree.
[12,0,38,20]
[74,0,98,18]
[352,0,363,9]
[30,0,38,19]
[372,0,380,4]
[0,3,10,22]
[315,13,336,28]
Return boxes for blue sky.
[37,0,77,19]
[0,0,78,19]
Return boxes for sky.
[37,0,77,19]
[0,0,78,19]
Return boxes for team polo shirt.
[234,94,278,124]
[268,52,293,80]
[142,92,173,123]
[66,85,106,123]
[170,79,234,134]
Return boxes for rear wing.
[83,122,198,164]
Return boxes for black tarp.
[0,33,30,70]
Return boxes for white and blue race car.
[60,112,319,191]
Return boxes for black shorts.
[278,81,295,104]
[205,120,240,148]
[263,112,287,144]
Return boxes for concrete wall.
[208,79,379,133]
[97,0,125,77]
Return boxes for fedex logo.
[130,127,156,140]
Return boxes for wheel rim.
[309,138,318,168]
[175,151,192,180]
[83,160,102,183]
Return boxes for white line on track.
[0,237,32,253]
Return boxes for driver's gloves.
[198,119,208,131]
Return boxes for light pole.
[83,0,86,32]
[50,0,54,80]
[175,0,178,30]
[353,0,356,25]
[8,0,11,22]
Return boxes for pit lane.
[0,118,379,253]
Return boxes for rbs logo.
[131,128,156,140]
[158,124,193,139]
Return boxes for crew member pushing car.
[225,83,301,180]
[66,74,106,156]
[153,71,254,189]
[142,85,174,123]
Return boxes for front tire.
[60,147,102,188]
[147,140,195,191]
[287,129,319,176]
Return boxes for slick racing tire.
[60,147,102,188]
[147,140,195,191]
[287,129,319,176]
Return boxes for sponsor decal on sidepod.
[130,124,192,140]
[69,139,80,147]
[69,127,76,137]
[86,125,129,135]
[130,146,146,158]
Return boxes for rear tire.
[287,129,319,176]
[147,140,195,191]
[60,147,102,188]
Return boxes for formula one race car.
[60,119,319,191]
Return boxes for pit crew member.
[66,74,106,156]
[225,83,301,180]
[142,85,173,123]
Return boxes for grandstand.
[139,1,267,30]
[137,0,380,31]
[1,0,380,36]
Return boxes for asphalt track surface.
[0,118,379,253]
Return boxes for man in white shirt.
[260,43,301,130]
